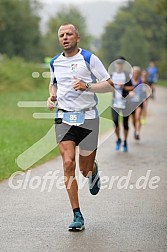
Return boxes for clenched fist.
[47,96,57,110]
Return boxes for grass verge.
[0,86,112,180]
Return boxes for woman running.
[141,69,149,124]
[131,66,143,140]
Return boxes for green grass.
[0,86,60,180]
[0,84,113,180]
[157,79,167,87]
[0,56,62,180]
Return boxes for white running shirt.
[112,72,126,100]
[50,48,110,119]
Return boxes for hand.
[47,96,56,110]
[72,77,86,91]
[129,91,134,97]
[118,82,124,89]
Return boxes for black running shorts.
[55,117,99,151]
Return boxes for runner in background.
[147,60,159,99]
[131,66,143,140]
[111,56,133,152]
[141,69,150,124]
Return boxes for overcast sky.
[38,0,129,36]
[39,0,128,4]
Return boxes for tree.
[98,0,166,72]
[0,0,42,61]
[42,6,91,57]
[156,0,167,20]
[119,25,149,67]
[155,0,167,78]
[99,10,136,67]
[128,0,166,61]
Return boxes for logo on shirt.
[71,64,78,73]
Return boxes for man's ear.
[77,36,81,43]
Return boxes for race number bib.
[63,111,85,126]
[113,98,126,109]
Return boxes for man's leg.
[112,108,122,150]
[112,108,120,139]
[78,118,100,195]
[79,150,97,178]
[122,114,129,152]
[58,140,79,210]
[79,149,100,195]
[123,115,129,141]
[59,140,85,231]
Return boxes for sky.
[38,0,128,36]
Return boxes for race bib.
[113,98,126,109]
[62,111,85,126]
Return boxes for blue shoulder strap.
[80,49,92,71]
[50,53,61,71]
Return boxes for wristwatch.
[85,83,92,91]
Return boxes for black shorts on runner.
[55,118,99,151]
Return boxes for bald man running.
[47,23,113,231]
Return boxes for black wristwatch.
[85,83,92,91]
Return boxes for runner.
[147,60,159,99]
[131,66,143,140]
[111,56,133,152]
[47,23,114,231]
[141,69,149,124]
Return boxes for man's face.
[58,25,80,52]
[115,62,124,73]
[149,61,155,67]
[133,70,140,79]
[141,70,148,80]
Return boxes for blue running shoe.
[115,138,121,151]
[89,160,100,195]
[122,141,128,152]
[68,212,85,231]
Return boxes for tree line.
[98,0,167,76]
[0,0,166,77]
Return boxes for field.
[0,83,112,180]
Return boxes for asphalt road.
[0,87,167,252]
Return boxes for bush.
[0,55,48,92]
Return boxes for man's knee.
[63,159,75,175]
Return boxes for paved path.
[0,87,167,252]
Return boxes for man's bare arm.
[49,84,57,98]
[90,79,114,93]
[47,84,57,110]
[72,78,114,93]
